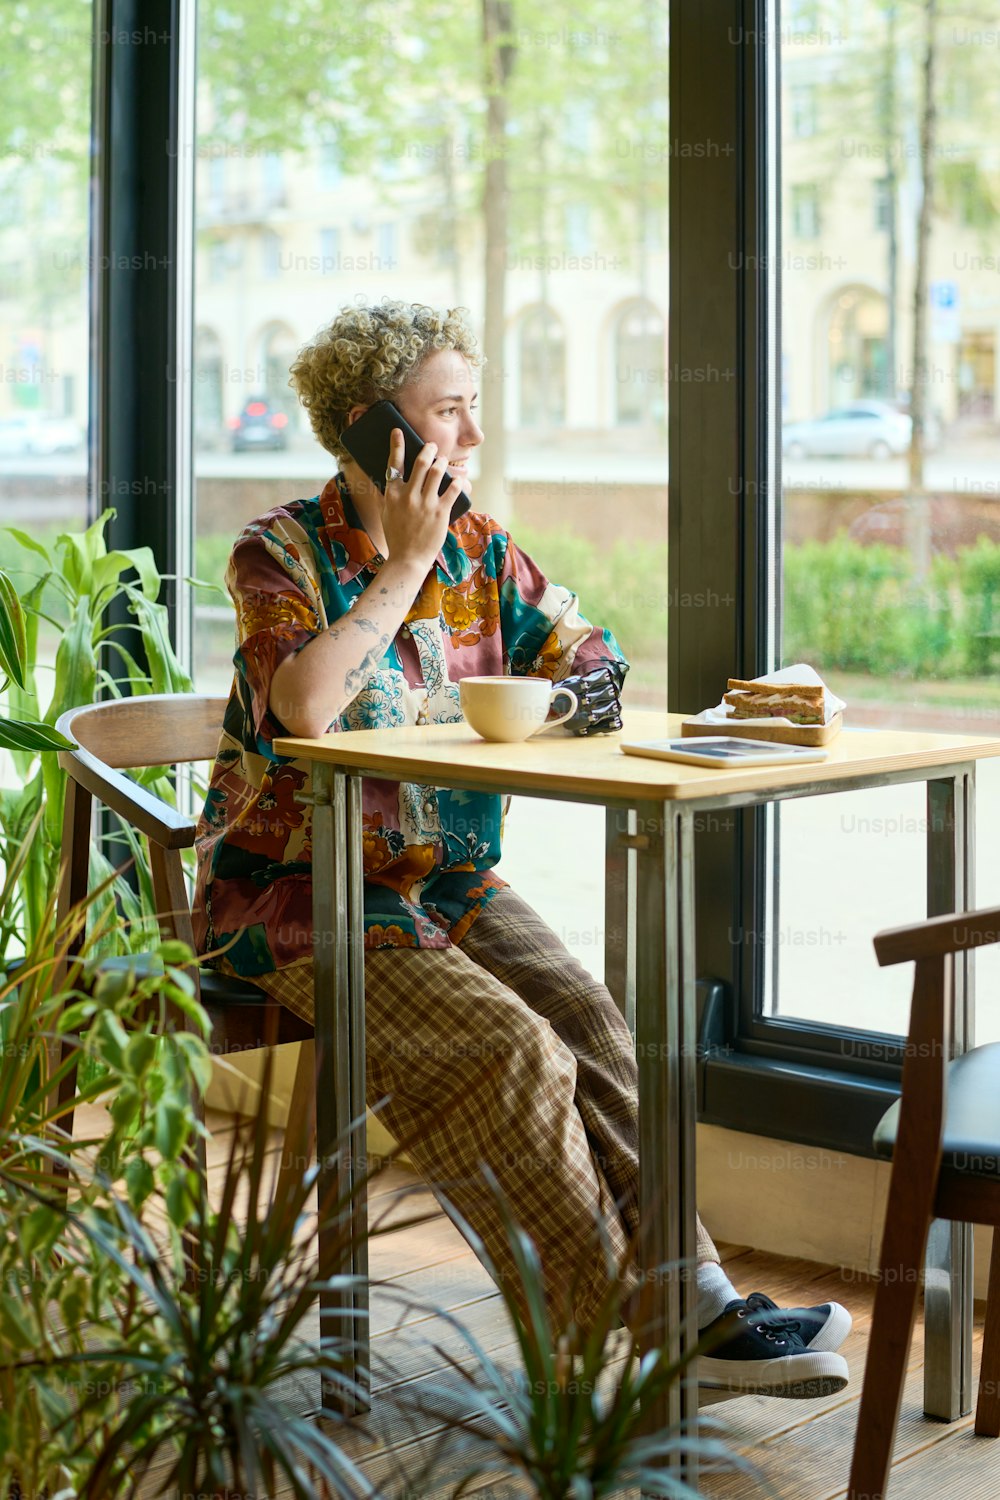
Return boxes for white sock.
[696,1261,741,1329]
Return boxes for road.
[3,442,1000,510]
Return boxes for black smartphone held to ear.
[340,399,473,524]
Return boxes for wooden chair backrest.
[55,694,229,970]
[56,694,228,770]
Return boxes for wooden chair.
[53,694,315,1174]
[848,904,1000,1499]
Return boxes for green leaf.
[122,587,193,695]
[156,940,196,967]
[165,1171,195,1227]
[91,965,137,1011]
[109,1091,137,1132]
[159,981,212,1039]
[2,526,52,564]
[49,594,97,729]
[59,1278,87,1332]
[0,569,27,687]
[0,716,75,752]
[173,1031,213,1093]
[153,1098,190,1161]
[56,508,115,597]
[96,1011,130,1070]
[93,546,160,605]
[7,572,48,780]
[0,1295,37,1351]
[187,573,229,601]
[125,1155,156,1209]
[122,544,160,601]
[21,1205,58,1259]
[124,1030,158,1077]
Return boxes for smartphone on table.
[340,399,473,524]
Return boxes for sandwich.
[723,678,825,725]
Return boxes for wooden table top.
[273,708,1000,806]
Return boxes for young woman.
[193,298,850,1396]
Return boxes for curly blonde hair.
[289,298,484,462]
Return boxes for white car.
[782,401,938,460]
[0,415,85,457]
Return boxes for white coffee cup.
[459,675,580,743]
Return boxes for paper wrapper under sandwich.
[681,663,846,746]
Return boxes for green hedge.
[194,525,1000,680]
[784,531,1000,678]
[194,524,670,661]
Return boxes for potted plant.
[0,902,447,1497]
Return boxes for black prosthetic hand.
[554,660,628,736]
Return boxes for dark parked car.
[229,398,289,452]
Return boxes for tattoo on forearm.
[343,635,391,699]
[355,616,379,633]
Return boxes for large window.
[0,3,92,548]
[773,6,1000,1045]
[23,3,978,1150]
[0,0,93,772]
[189,3,670,975]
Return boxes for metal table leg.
[634,800,699,1491]
[605,806,637,1035]
[311,765,370,1416]
[345,773,370,1397]
[923,768,976,1421]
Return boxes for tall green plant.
[0,889,213,1495]
[0,980,444,1498]
[0,566,75,754]
[43,1068,380,1500]
[0,510,193,963]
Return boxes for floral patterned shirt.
[192,472,627,974]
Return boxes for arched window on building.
[259,322,298,427]
[827,287,889,404]
[518,306,565,428]
[614,300,665,426]
[193,325,223,448]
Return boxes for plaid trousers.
[254,886,719,1334]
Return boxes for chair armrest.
[57,746,195,850]
[874,905,1000,968]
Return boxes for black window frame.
[90,0,194,657]
[668,0,905,1158]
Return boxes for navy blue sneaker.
[744,1290,852,1353]
[698,1298,849,1398]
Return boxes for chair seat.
[94,956,313,1046]
[95,953,268,1002]
[197,966,279,1006]
[874,1042,1000,1177]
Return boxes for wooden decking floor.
[134,1115,999,1498]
